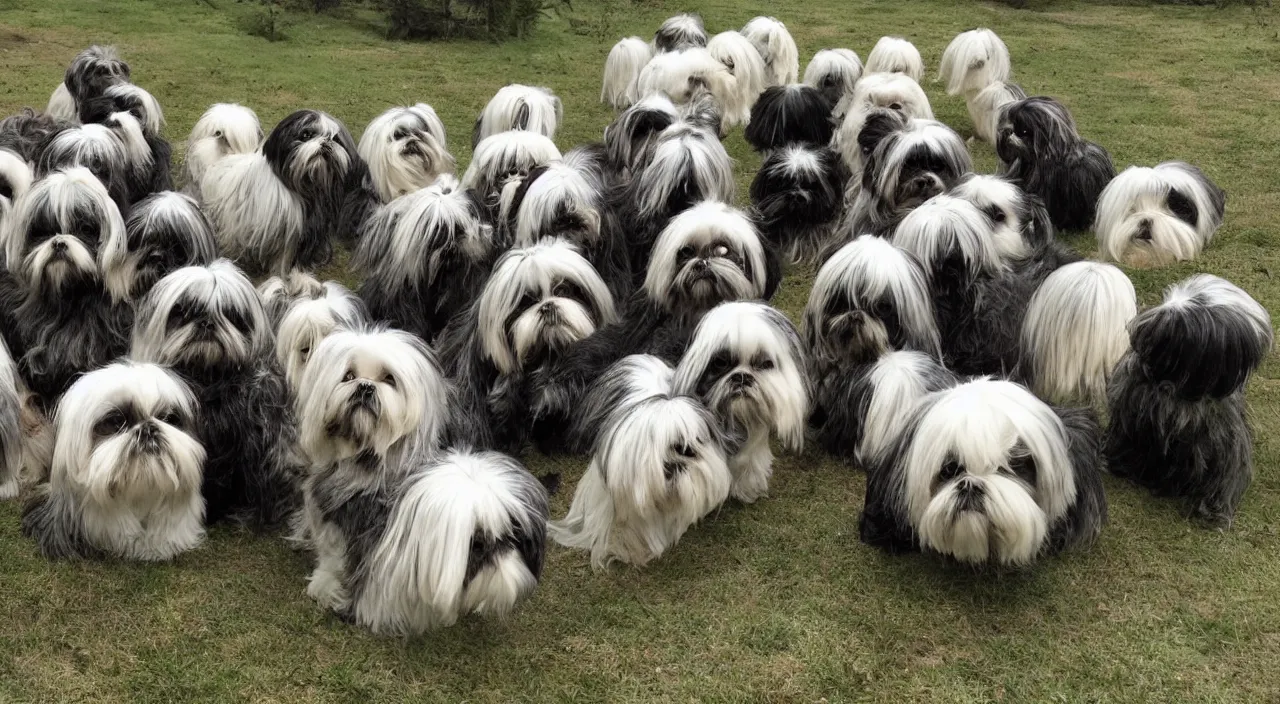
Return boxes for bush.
[380,0,568,40]
[241,0,292,41]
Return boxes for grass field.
[2,0,1280,701]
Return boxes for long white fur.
[39,122,127,176]
[512,160,602,247]
[2,166,126,290]
[673,302,808,503]
[276,282,367,392]
[864,37,925,82]
[892,194,1008,279]
[184,103,263,195]
[1021,262,1136,405]
[475,85,561,145]
[631,123,734,221]
[47,82,78,122]
[902,379,1077,566]
[742,17,800,86]
[358,449,545,633]
[200,151,305,274]
[707,31,769,124]
[460,130,562,198]
[551,381,731,569]
[296,327,449,468]
[861,351,953,466]
[0,339,24,499]
[804,49,863,114]
[938,29,1011,97]
[1163,274,1273,341]
[603,37,655,111]
[1095,162,1226,266]
[105,83,166,135]
[478,238,617,375]
[967,81,1025,145]
[803,234,940,358]
[360,175,492,288]
[45,362,206,560]
[102,190,214,303]
[832,73,934,176]
[638,48,742,129]
[359,104,453,203]
[644,200,767,308]
[0,149,33,232]
[948,174,1037,261]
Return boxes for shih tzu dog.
[602,36,655,111]
[439,238,618,454]
[0,109,72,164]
[0,340,24,499]
[77,82,171,204]
[358,103,454,203]
[22,361,205,560]
[2,166,130,405]
[473,84,561,148]
[460,129,561,215]
[891,194,1030,377]
[1095,161,1226,267]
[611,120,734,264]
[863,37,924,81]
[742,17,800,87]
[939,28,1011,99]
[803,49,863,117]
[637,48,743,131]
[1018,261,1136,406]
[276,281,367,392]
[104,191,218,303]
[653,13,707,52]
[552,354,731,568]
[860,378,1107,567]
[297,327,547,632]
[33,121,132,211]
[131,260,293,526]
[749,143,849,265]
[549,200,780,424]
[201,109,371,275]
[672,301,808,503]
[500,155,631,296]
[813,350,957,468]
[844,110,972,237]
[948,173,1054,260]
[966,80,1027,145]
[706,31,769,124]
[802,234,940,379]
[258,269,325,330]
[183,103,262,201]
[832,73,934,182]
[599,93,723,180]
[1107,275,1272,525]
[0,148,32,229]
[996,96,1116,231]
[744,84,835,152]
[49,45,131,122]
[355,175,497,344]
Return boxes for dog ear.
[857,108,907,157]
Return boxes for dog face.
[857,112,971,227]
[995,97,1079,166]
[276,283,366,391]
[184,103,263,187]
[673,302,809,449]
[52,361,204,508]
[3,167,124,297]
[359,104,454,203]
[949,174,1053,260]
[804,235,938,368]
[64,45,130,106]
[296,327,448,465]
[105,191,217,302]
[644,201,767,318]
[131,260,270,373]
[263,110,358,198]
[1095,162,1227,267]
[477,238,617,375]
[900,380,1077,566]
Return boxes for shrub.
[380,0,569,41]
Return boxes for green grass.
[2,0,1280,701]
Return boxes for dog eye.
[713,244,729,258]
[94,409,128,437]
[673,443,697,458]
[382,374,396,389]
[519,292,540,310]
[213,129,223,138]
[157,408,183,428]
[888,102,903,111]
[938,460,964,482]
[300,129,315,141]
[298,346,311,362]
[677,245,695,261]
[342,370,355,383]
[552,281,571,298]
[224,308,251,335]
[985,205,1007,224]
[755,357,775,371]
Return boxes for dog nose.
[692,259,710,272]
[51,240,68,254]
[198,317,215,331]
[356,381,376,399]
[1136,219,1153,241]
[912,176,942,198]
[539,301,556,316]
[137,419,159,443]
[728,371,754,388]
